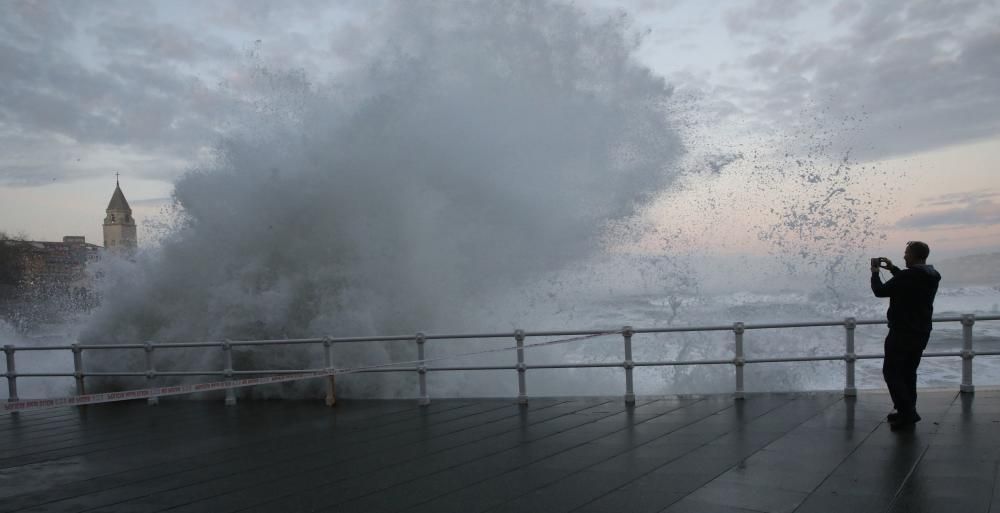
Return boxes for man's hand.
[871,257,895,273]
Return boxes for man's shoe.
[887,411,921,423]
[889,412,920,431]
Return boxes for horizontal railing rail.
[3,314,999,408]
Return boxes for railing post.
[223,340,236,406]
[515,330,527,405]
[3,345,17,406]
[733,322,745,400]
[844,317,857,397]
[623,326,635,405]
[144,341,158,405]
[323,337,336,407]
[416,333,429,406]
[71,343,85,396]
[961,314,975,394]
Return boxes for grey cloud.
[1,1,80,44]
[896,199,1000,228]
[91,16,236,64]
[0,164,59,187]
[0,0,395,188]
[829,0,862,24]
[590,0,685,15]
[724,0,810,34]
[0,141,190,187]
[0,3,246,186]
[921,189,1000,207]
[199,0,339,31]
[631,0,685,13]
[905,0,988,25]
[0,41,223,151]
[0,0,372,188]
[129,197,172,207]
[724,0,1000,160]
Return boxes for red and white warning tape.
[3,330,622,413]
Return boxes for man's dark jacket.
[871,264,942,333]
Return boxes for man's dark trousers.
[882,329,930,418]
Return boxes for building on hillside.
[0,236,102,326]
[3,236,101,291]
[0,179,138,328]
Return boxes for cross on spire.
[115,172,120,186]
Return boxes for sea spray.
[78,1,684,397]
[63,3,915,400]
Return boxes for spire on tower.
[106,180,131,212]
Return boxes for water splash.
[79,1,683,396]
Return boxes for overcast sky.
[1,0,998,257]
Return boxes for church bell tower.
[103,175,138,254]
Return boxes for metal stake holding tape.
[4,345,17,407]
[145,342,158,405]
[324,337,336,406]
[416,333,429,406]
[515,330,527,405]
[961,314,976,394]
[223,340,236,406]
[623,326,635,405]
[844,317,857,397]
[72,343,85,396]
[733,322,745,400]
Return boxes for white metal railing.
[3,314,999,407]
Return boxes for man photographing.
[871,241,941,430]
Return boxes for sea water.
[4,1,996,401]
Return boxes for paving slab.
[0,390,997,513]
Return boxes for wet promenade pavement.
[1,390,998,513]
